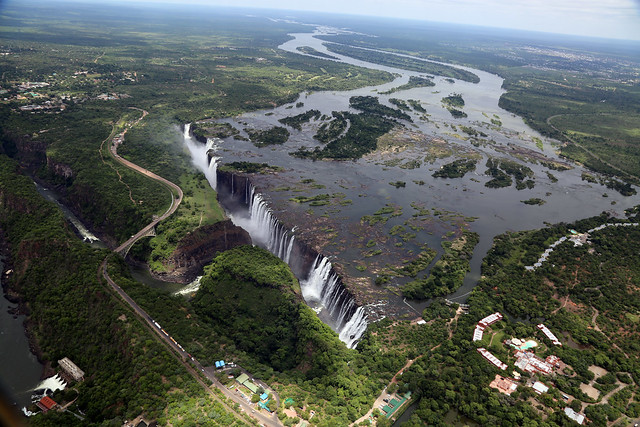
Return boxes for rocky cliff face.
[153,219,251,283]
[1,131,47,171]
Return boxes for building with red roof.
[36,396,58,413]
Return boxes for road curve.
[107,110,184,254]
[99,110,281,426]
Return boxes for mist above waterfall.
[182,123,220,190]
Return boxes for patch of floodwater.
[197,24,639,316]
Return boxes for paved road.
[107,110,183,254]
[100,110,281,426]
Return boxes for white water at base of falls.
[174,276,203,296]
[31,374,66,394]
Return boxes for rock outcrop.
[153,219,251,283]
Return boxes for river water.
[195,23,639,317]
[0,257,43,408]
[0,183,108,411]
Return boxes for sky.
[114,0,640,41]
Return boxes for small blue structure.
[260,393,268,401]
[215,361,221,368]
[214,360,226,369]
[259,400,272,412]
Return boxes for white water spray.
[301,255,368,348]
[31,374,66,394]
[182,124,220,189]
[174,275,202,296]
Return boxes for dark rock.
[153,219,251,283]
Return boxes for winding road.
[99,110,281,426]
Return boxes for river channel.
[194,23,639,317]
[0,257,44,408]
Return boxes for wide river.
[200,23,639,316]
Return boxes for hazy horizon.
[36,0,640,41]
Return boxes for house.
[514,351,554,375]
[477,348,508,370]
[479,312,503,327]
[489,375,518,395]
[564,407,585,425]
[537,324,562,346]
[532,381,549,394]
[472,324,485,341]
[36,396,57,413]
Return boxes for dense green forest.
[0,155,244,426]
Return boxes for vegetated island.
[245,126,290,146]
[278,109,321,131]
[379,75,436,95]
[291,96,410,160]
[324,43,480,83]
[432,158,478,178]
[441,92,468,118]
[296,45,339,60]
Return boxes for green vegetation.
[402,231,479,299]
[441,93,465,108]
[485,158,535,189]
[350,95,412,121]
[441,93,468,119]
[389,98,410,110]
[447,108,467,118]
[245,126,290,146]
[192,122,239,139]
[380,76,435,95]
[361,204,403,226]
[314,111,348,143]
[521,198,546,205]
[389,180,406,188]
[278,109,321,130]
[0,155,243,425]
[389,249,438,278]
[292,97,405,160]
[289,193,331,206]
[432,158,477,178]
[407,99,426,113]
[296,45,338,60]
[218,161,284,174]
[324,43,480,83]
[192,246,304,371]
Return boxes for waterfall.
[31,374,66,395]
[247,188,296,264]
[182,124,368,348]
[174,275,202,296]
[301,255,368,348]
[183,123,220,189]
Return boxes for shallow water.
[194,24,639,318]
